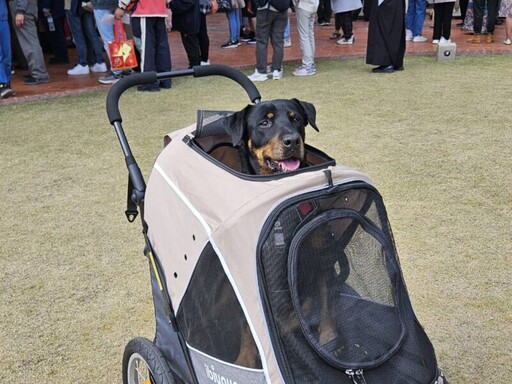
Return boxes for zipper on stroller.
[346,369,367,384]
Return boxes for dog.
[221,98,319,175]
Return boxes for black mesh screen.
[176,243,262,368]
[258,185,438,383]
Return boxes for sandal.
[329,32,341,40]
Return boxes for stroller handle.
[106,65,262,124]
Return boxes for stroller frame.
[106,66,447,384]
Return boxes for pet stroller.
[106,65,448,384]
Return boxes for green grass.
[1,55,511,383]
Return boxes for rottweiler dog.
[222,98,319,175]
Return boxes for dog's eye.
[292,116,301,123]
[260,119,271,127]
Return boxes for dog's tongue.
[277,158,301,172]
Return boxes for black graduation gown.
[366,0,406,68]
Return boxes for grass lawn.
[1,55,510,383]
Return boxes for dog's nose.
[282,133,301,148]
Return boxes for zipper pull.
[345,369,367,384]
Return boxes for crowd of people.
[1,0,512,98]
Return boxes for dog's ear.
[293,99,319,132]
[222,105,251,147]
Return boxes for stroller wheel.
[122,337,176,384]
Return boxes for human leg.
[198,13,210,62]
[485,0,499,34]
[432,3,443,39]
[9,3,49,80]
[269,11,287,72]
[81,11,106,65]
[0,19,12,85]
[295,8,315,67]
[66,10,88,66]
[441,2,455,39]
[472,0,485,33]
[255,11,272,74]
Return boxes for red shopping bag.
[108,20,138,70]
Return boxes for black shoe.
[23,74,34,80]
[372,65,395,73]
[0,83,15,99]
[137,84,160,92]
[24,77,51,85]
[159,80,172,89]
[394,66,404,71]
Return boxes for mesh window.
[288,211,403,368]
[176,243,262,369]
[257,186,437,383]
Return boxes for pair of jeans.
[226,9,241,43]
[93,8,122,75]
[0,19,11,84]
[66,10,105,66]
[284,13,290,41]
[405,0,427,37]
[295,8,316,67]
[255,9,288,73]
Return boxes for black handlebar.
[106,64,261,124]
[106,65,262,221]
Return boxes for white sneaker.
[336,35,355,45]
[248,70,268,82]
[293,65,316,76]
[200,60,210,65]
[405,29,413,41]
[284,39,292,47]
[439,37,451,44]
[90,62,108,73]
[272,69,283,80]
[504,38,511,45]
[412,36,428,42]
[432,39,440,44]
[67,64,90,76]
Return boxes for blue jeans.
[93,8,122,74]
[0,19,11,84]
[284,13,290,41]
[405,0,427,37]
[226,9,240,42]
[66,10,105,66]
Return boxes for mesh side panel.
[290,213,402,368]
[176,243,262,369]
[259,186,438,383]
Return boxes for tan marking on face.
[249,136,283,175]
[266,112,274,119]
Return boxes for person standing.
[331,0,362,44]
[170,0,216,68]
[9,0,51,85]
[65,0,108,75]
[500,0,512,44]
[467,0,499,42]
[222,2,245,48]
[0,0,15,98]
[317,0,332,24]
[429,0,455,44]
[247,0,288,81]
[405,0,428,42]
[292,0,318,76]
[117,0,172,91]
[366,0,405,73]
[40,0,69,64]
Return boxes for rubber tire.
[122,337,176,384]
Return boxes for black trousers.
[180,14,209,67]
[433,2,455,40]
[473,0,499,33]
[334,11,354,37]
[317,0,332,23]
[132,17,172,73]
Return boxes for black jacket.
[170,0,200,34]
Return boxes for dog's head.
[222,99,319,175]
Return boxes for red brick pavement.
[2,13,511,105]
